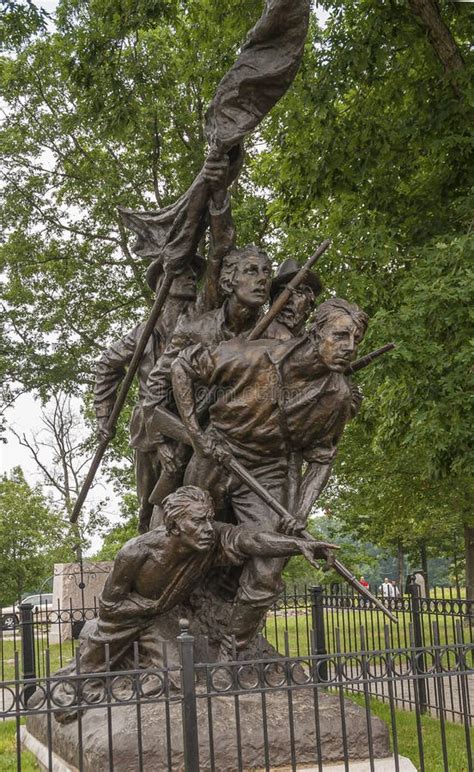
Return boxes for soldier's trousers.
[185,449,289,608]
[135,449,161,531]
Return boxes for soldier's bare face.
[169,266,197,300]
[317,314,362,372]
[177,504,215,552]
[277,286,315,331]
[232,255,272,309]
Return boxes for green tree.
[0,467,71,603]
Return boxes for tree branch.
[408,0,464,94]
[152,113,162,207]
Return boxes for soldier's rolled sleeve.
[213,522,247,566]
[302,444,338,465]
[94,327,140,417]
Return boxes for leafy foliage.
[0,468,71,603]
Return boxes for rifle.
[70,272,175,524]
[151,404,398,623]
[346,343,395,375]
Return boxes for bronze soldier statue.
[269,256,324,508]
[270,257,322,338]
[168,298,368,652]
[94,257,205,534]
[53,485,336,722]
[143,163,289,516]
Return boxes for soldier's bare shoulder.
[116,527,168,562]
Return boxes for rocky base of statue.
[26,687,390,771]
[147,580,281,664]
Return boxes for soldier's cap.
[146,254,207,291]
[270,257,323,301]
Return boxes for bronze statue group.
[41,141,400,728]
[82,154,369,680]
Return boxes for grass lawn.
[0,639,78,682]
[265,610,473,658]
[348,693,473,772]
[0,722,39,771]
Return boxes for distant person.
[413,571,427,597]
[391,580,400,597]
[359,576,369,589]
[379,577,393,597]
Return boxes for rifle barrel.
[347,343,395,375]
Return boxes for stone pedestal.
[26,689,391,771]
[52,562,112,641]
[53,562,112,609]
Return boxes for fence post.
[19,603,36,704]
[408,582,427,714]
[178,618,200,772]
[310,585,328,681]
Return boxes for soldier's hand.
[349,382,363,417]
[203,155,229,193]
[97,416,115,443]
[280,514,302,536]
[192,432,216,459]
[192,432,231,464]
[156,441,179,475]
[300,540,339,568]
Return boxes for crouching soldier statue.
[48,485,337,722]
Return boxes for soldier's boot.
[218,600,266,661]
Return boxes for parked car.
[0,593,54,630]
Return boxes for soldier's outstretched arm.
[170,357,216,458]
[170,345,229,460]
[236,528,338,566]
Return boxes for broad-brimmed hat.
[146,254,207,291]
[270,258,323,301]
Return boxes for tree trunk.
[420,543,429,596]
[397,543,405,595]
[452,551,461,596]
[464,525,474,601]
[408,0,464,80]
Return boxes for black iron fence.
[1,621,473,771]
[1,584,473,696]
[265,582,474,659]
